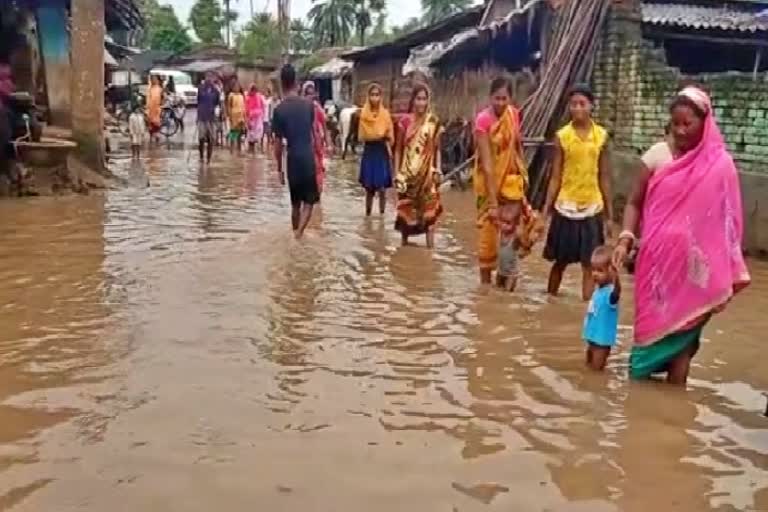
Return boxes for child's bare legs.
[499,274,517,292]
[582,263,595,302]
[547,262,566,296]
[401,232,409,246]
[586,344,610,371]
[291,204,301,232]
[480,268,492,285]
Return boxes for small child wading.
[496,202,520,291]
[128,108,146,160]
[583,246,621,371]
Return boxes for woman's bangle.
[618,230,636,242]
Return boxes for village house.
[1,0,143,172]
[345,0,768,254]
[159,45,279,92]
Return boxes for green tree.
[352,0,386,46]
[391,16,422,37]
[237,13,283,58]
[420,0,471,25]
[366,12,393,46]
[308,0,356,47]
[189,0,225,44]
[290,19,314,53]
[147,5,193,53]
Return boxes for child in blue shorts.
[583,245,621,371]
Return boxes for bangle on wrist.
[618,230,636,242]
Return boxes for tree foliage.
[237,12,283,59]
[290,19,314,53]
[136,0,192,53]
[420,0,471,25]
[308,0,356,48]
[189,0,225,44]
[147,5,193,53]
[352,0,386,46]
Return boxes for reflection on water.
[0,138,766,511]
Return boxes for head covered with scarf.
[358,82,394,144]
[633,85,750,345]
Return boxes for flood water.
[0,133,766,511]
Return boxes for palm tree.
[353,0,386,46]
[308,0,356,47]
[420,0,471,26]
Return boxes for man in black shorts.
[272,64,319,239]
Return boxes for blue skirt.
[359,141,392,191]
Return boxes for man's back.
[272,96,314,164]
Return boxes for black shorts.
[288,173,319,206]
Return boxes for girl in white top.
[128,107,146,160]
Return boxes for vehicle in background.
[146,69,197,107]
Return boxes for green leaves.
[189,0,225,44]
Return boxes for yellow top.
[555,121,607,216]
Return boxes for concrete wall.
[70,0,105,172]
[594,1,768,255]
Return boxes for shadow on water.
[0,133,765,510]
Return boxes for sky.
[167,0,423,29]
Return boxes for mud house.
[0,0,143,170]
[346,0,768,253]
[343,6,484,111]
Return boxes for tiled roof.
[642,3,768,33]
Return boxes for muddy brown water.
[0,142,766,511]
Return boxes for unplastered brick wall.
[593,22,768,174]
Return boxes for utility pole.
[224,0,232,47]
[277,0,290,61]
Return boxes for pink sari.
[634,88,750,346]
[246,91,264,143]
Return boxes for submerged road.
[0,134,766,511]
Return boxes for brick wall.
[592,6,768,174]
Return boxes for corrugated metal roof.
[309,58,353,79]
[642,3,768,33]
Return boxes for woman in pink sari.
[245,84,265,154]
[302,81,327,195]
[613,87,750,385]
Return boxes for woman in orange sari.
[474,77,537,287]
[146,75,164,144]
[394,84,443,248]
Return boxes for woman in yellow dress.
[543,84,613,301]
[473,77,532,287]
[227,81,246,153]
[393,84,443,248]
[146,75,164,144]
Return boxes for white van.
[147,69,197,106]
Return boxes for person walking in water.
[393,83,443,248]
[227,82,246,154]
[583,245,621,371]
[543,84,613,301]
[272,64,319,239]
[473,77,536,289]
[613,86,750,385]
[196,72,220,164]
[146,75,164,145]
[245,83,265,154]
[302,81,327,195]
[358,83,394,216]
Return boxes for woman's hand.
[612,239,630,269]
[487,206,499,225]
